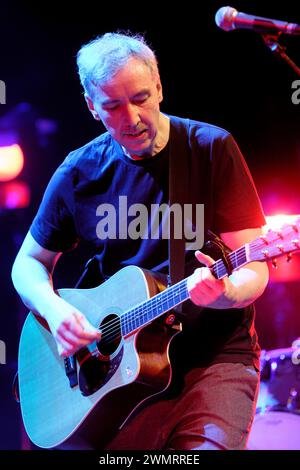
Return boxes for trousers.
[106,362,260,450]
[60,363,260,451]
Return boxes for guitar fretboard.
[211,246,248,279]
[121,245,248,336]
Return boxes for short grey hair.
[76,32,159,97]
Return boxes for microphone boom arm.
[262,33,300,77]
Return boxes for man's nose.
[123,104,140,126]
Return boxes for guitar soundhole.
[78,313,123,397]
[98,313,122,356]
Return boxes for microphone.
[215,6,300,35]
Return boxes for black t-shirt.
[30,115,266,370]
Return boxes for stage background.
[0,0,299,449]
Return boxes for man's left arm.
[187,228,269,309]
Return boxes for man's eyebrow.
[132,89,150,98]
[101,89,150,107]
[101,98,120,106]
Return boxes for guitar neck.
[211,245,248,279]
[121,277,189,336]
[121,245,249,336]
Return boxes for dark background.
[0,0,299,449]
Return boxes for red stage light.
[0,181,30,209]
[265,214,299,231]
[264,214,300,282]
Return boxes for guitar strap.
[168,116,191,315]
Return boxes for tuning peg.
[260,235,269,245]
[276,244,284,253]
[261,249,270,259]
[271,258,277,269]
[292,239,300,249]
[275,231,284,240]
[286,253,292,263]
[292,224,299,233]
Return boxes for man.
[12,32,269,450]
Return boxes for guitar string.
[101,281,188,335]
[99,242,256,338]
[96,238,298,345]
[100,283,189,346]
[99,239,281,341]
[98,242,293,344]
[103,226,298,340]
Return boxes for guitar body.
[18,266,181,449]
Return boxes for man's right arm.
[11,231,101,357]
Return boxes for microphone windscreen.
[215,6,237,31]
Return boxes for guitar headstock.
[249,217,300,263]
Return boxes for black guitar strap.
[168,116,191,314]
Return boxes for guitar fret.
[213,259,226,279]
[229,247,247,270]
[234,250,238,268]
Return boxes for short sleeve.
[212,133,265,233]
[30,160,79,252]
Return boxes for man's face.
[86,57,163,157]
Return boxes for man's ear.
[156,78,163,103]
[84,94,100,121]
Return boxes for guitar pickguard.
[78,346,123,397]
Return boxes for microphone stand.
[262,33,300,77]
